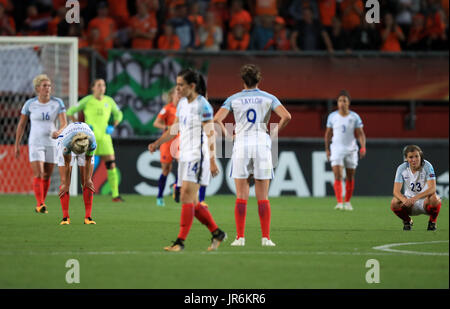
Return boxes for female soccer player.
[56,122,97,225]
[324,90,366,211]
[214,64,292,247]
[148,68,226,252]
[391,145,442,231]
[14,74,67,214]
[67,79,124,202]
[153,87,180,206]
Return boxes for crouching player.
[391,145,442,231]
[57,122,97,225]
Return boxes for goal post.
[0,36,79,196]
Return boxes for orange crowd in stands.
[0,0,448,59]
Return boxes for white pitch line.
[373,240,449,256]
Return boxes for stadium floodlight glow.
[0,36,79,195]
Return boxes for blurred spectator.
[229,0,252,32]
[251,0,279,17]
[86,27,109,58]
[318,0,336,34]
[107,0,130,28]
[188,1,205,48]
[424,3,447,50]
[87,2,117,53]
[327,16,350,52]
[227,23,250,50]
[157,22,181,50]
[23,4,52,35]
[209,0,230,30]
[339,0,363,34]
[198,11,223,51]
[290,7,332,51]
[0,0,13,13]
[264,16,290,50]
[250,14,275,50]
[406,13,428,50]
[350,16,381,50]
[47,6,65,35]
[169,4,195,50]
[129,0,158,49]
[380,12,405,52]
[396,0,416,36]
[288,0,320,24]
[0,2,15,35]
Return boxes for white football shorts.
[230,143,273,180]
[178,158,210,186]
[330,149,358,169]
[405,196,427,216]
[28,145,57,164]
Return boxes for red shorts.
[160,136,179,163]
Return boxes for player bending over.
[391,145,442,231]
[148,68,226,252]
[57,122,97,225]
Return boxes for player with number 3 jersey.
[214,64,291,247]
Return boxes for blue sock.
[199,185,206,202]
[158,174,167,198]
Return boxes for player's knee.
[162,164,172,175]
[105,160,116,169]
[390,198,401,210]
[429,194,441,206]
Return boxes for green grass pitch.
[0,194,448,289]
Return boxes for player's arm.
[66,96,88,122]
[213,107,230,138]
[14,114,29,158]
[52,112,68,139]
[203,119,219,177]
[271,104,292,138]
[83,154,95,192]
[153,117,167,130]
[355,127,366,158]
[406,179,437,206]
[148,118,179,152]
[393,182,407,205]
[324,127,333,161]
[110,98,123,126]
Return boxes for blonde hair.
[70,133,89,155]
[33,74,51,91]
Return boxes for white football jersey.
[221,88,281,145]
[394,160,436,198]
[326,110,363,153]
[176,95,213,162]
[57,122,97,155]
[21,96,66,146]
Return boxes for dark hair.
[196,74,207,96]
[403,144,425,166]
[337,89,351,101]
[91,78,104,88]
[240,64,261,88]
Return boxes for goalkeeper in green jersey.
[67,79,124,202]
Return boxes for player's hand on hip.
[59,183,69,198]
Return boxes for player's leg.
[42,163,54,202]
[96,134,122,201]
[29,145,46,211]
[332,164,344,209]
[58,157,72,225]
[343,168,356,211]
[157,141,173,206]
[390,197,413,230]
[424,193,442,230]
[255,178,275,246]
[231,178,250,246]
[79,155,96,224]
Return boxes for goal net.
[0,37,79,195]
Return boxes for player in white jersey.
[56,122,97,225]
[214,64,292,247]
[391,145,442,231]
[14,74,67,214]
[148,68,226,252]
[324,90,366,211]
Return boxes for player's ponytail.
[196,74,207,97]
